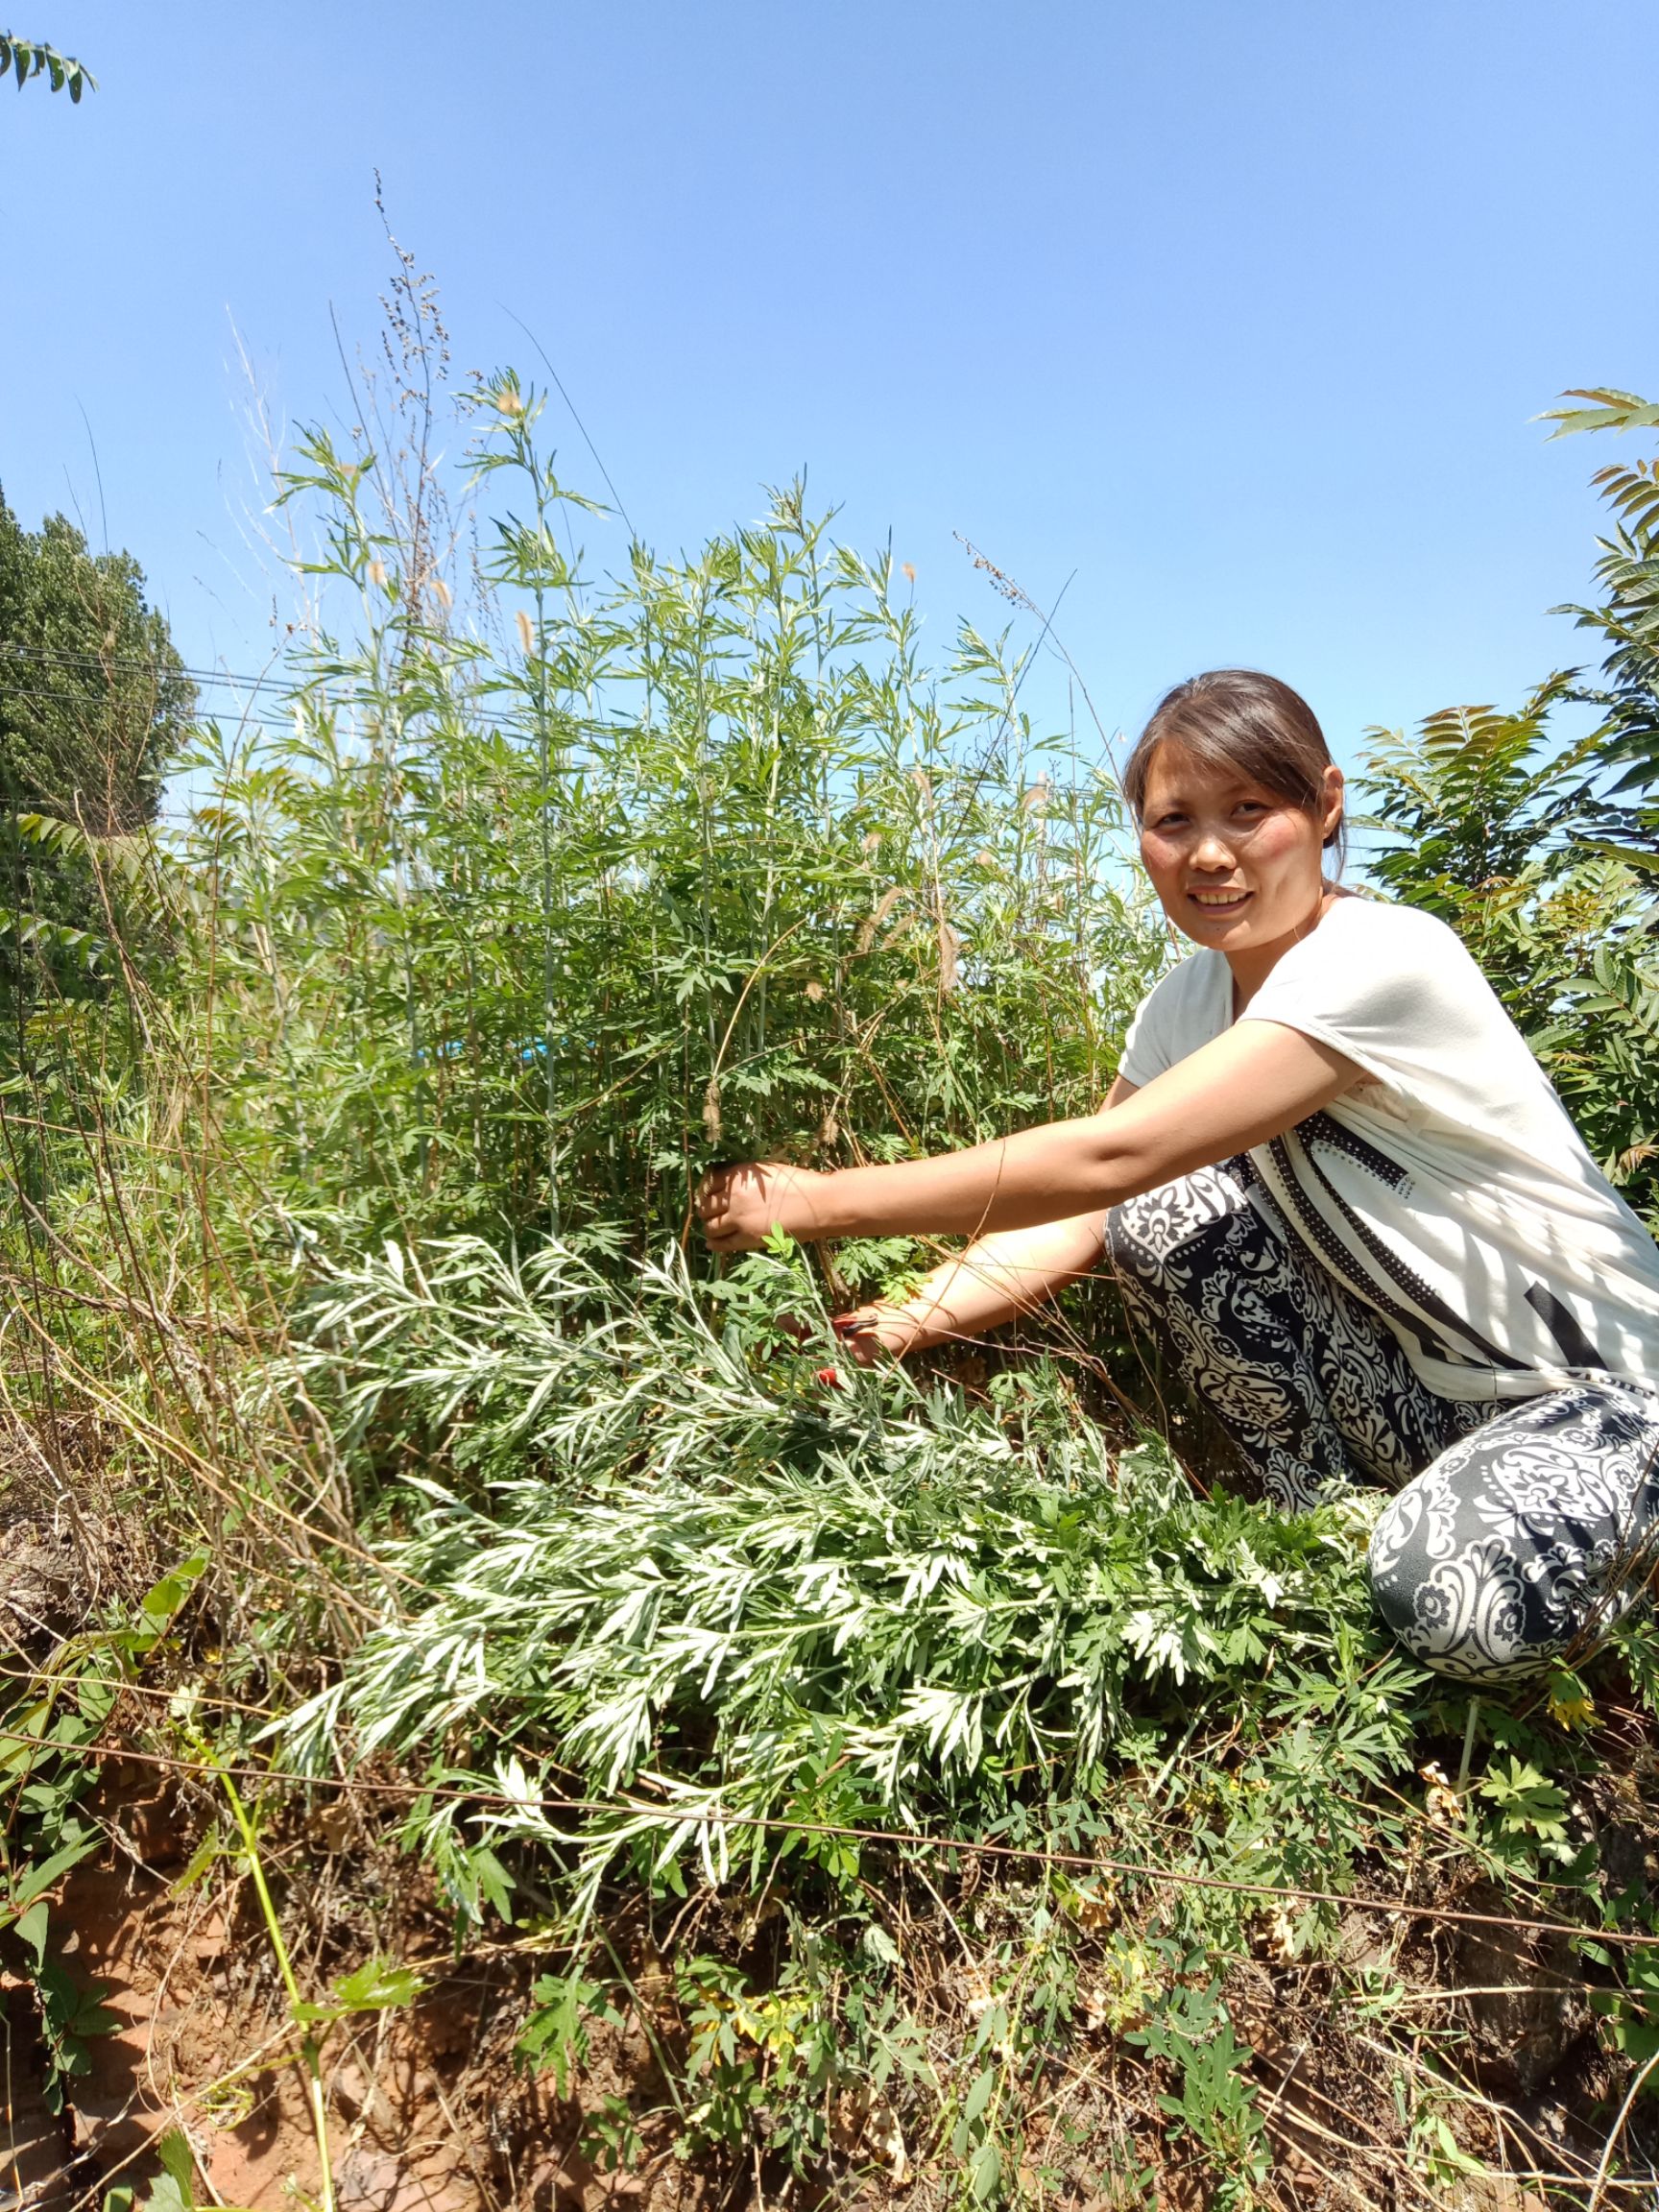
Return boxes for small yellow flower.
[1547,1672,1598,1732]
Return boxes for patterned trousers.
[1106,1162,1659,1681]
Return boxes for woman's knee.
[1366,1450,1614,1681]
[1367,1485,1543,1679]
[1369,1384,1659,1679]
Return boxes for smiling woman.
[1126,668,1345,1010]
[696,667,1659,1685]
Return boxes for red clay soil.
[3,1760,745,2212]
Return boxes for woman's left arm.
[697,1021,1358,1252]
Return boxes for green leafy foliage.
[1545,390,1659,822]
[0,488,194,996]
[1478,1755,1573,1866]
[291,1954,426,2026]
[1130,1979,1270,2208]
[269,1234,1423,1941]
[1360,391,1659,1222]
[0,33,93,99]
[1590,1942,1659,2072]
[71,378,1158,1266]
[12,1895,122,2099]
[516,1966,621,2094]
[0,1552,204,2108]
[100,2128,211,2212]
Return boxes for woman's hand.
[831,1302,927,1365]
[695,1161,830,1253]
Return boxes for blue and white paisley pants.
[1106,1161,1659,1681]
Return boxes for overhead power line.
[0,641,325,697]
[0,646,544,741]
[0,639,507,701]
[0,677,545,745]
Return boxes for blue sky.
[2,0,1654,781]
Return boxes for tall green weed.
[150,382,1163,1273]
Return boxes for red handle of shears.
[830,1312,878,1339]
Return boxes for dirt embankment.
[4,1463,1656,2210]
[4,1757,1641,2212]
[2,1753,726,2211]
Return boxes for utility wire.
[1,641,352,697]
[0,679,529,742]
[0,641,494,700]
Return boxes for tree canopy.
[0,489,194,989]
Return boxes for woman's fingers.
[830,1303,915,1364]
[832,1308,881,1367]
[696,1175,763,1251]
[693,1160,811,1251]
[694,1163,744,1243]
[694,1165,731,1218]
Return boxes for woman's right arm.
[841,1075,1140,1361]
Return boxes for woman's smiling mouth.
[1189,887,1253,911]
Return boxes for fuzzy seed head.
[855,886,904,957]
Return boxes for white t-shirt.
[1118,893,1659,1401]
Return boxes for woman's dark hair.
[1121,668,1345,866]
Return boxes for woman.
[696,669,1659,1682]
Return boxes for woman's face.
[1137,739,1343,953]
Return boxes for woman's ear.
[1320,763,1345,845]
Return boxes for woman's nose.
[1190,829,1236,871]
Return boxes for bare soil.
[2,1754,753,2212]
[5,1767,1650,2212]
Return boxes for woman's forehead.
[1140,741,1271,803]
